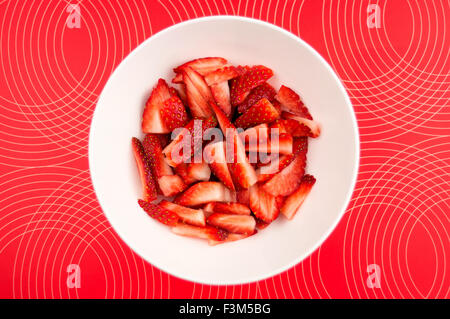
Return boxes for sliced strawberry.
[245,133,293,154]
[270,118,312,137]
[230,65,274,106]
[172,73,183,83]
[142,134,173,178]
[237,82,276,114]
[249,183,280,223]
[262,138,308,196]
[208,232,254,245]
[158,175,187,197]
[210,81,231,117]
[142,79,172,133]
[204,141,235,190]
[276,85,313,119]
[204,65,239,86]
[158,134,170,148]
[210,101,257,189]
[138,199,179,226]
[159,200,205,226]
[203,202,216,218]
[234,98,280,128]
[174,182,233,207]
[187,161,211,182]
[131,137,157,202]
[174,57,228,76]
[255,218,270,230]
[256,154,295,182]
[207,213,256,234]
[160,95,188,131]
[174,163,197,185]
[182,67,214,118]
[282,112,321,137]
[212,202,251,215]
[236,189,250,206]
[280,174,316,220]
[171,223,228,243]
[163,116,217,166]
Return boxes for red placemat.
[0,0,448,298]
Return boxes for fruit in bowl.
[132,57,319,245]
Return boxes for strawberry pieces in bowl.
[132,57,320,245]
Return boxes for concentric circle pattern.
[0,0,448,298]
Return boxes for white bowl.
[89,16,359,285]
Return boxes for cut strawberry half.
[212,202,251,215]
[181,67,214,118]
[234,98,280,129]
[210,101,257,189]
[142,79,172,133]
[249,183,280,223]
[262,138,308,197]
[171,223,228,243]
[237,82,276,114]
[138,199,179,226]
[160,95,188,131]
[163,116,217,167]
[174,57,228,76]
[275,85,313,119]
[204,65,239,86]
[230,65,274,106]
[280,174,316,220]
[159,200,206,226]
[204,141,235,190]
[245,133,293,155]
[207,213,256,234]
[158,175,187,197]
[174,181,234,207]
[282,112,321,138]
[131,137,157,202]
[210,81,232,117]
[270,118,313,137]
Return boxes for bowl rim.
[88,15,360,285]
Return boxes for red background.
[0,0,449,298]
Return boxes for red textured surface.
[0,0,449,299]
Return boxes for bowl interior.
[89,17,359,285]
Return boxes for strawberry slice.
[249,183,280,223]
[275,85,313,119]
[202,202,215,218]
[159,200,206,226]
[282,112,321,138]
[280,174,316,220]
[230,65,274,106]
[210,101,257,189]
[212,202,251,215]
[174,181,234,207]
[237,82,276,114]
[204,65,239,86]
[270,118,313,137]
[207,213,256,234]
[234,98,280,129]
[239,124,269,145]
[174,57,228,76]
[187,161,211,182]
[131,137,157,202]
[171,223,228,244]
[256,154,295,182]
[174,163,197,185]
[210,81,232,117]
[255,218,271,230]
[160,95,188,131]
[158,175,187,197]
[262,138,308,197]
[208,232,254,245]
[163,116,217,166]
[138,199,179,226]
[245,133,293,154]
[142,79,172,133]
[182,67,214,118]
[204,141,235,190]
[236,189,250,206]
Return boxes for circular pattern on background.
[0,0,448,298]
